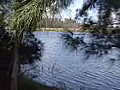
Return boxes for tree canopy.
[75,0,120,34]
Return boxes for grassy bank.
[18,76,60,90]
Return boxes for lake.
[23,32,120,90]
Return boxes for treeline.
[38,18,80,28]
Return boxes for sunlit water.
[24,32,120,90]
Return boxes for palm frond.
[10,0,74,42]
[11,0,73,31]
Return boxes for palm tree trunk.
[10,42,19,90]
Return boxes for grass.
[18,75,60,90]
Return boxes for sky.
[61,0,98,21]
[61,0,83,19]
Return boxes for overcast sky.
[61,0,98,21]
[61,0,83,19]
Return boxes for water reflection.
[23,32,120,90]
[61,31,85,51]
[61,31,120,57]
[20,32,44,64]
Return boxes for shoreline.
[19,75,60,90]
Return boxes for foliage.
[0,29,14,50]
[11,0,73,29]
[61,31,85,51]
[0,27,44,64]
[61,31,120,57]
[19,33,44,64]
[0,13,14,50]
[9,0,74,44]
[0,14,6,29]
[0,0,75,64]
[76,0,120,34]
[0,9,44,64]
[18,75,59,90]
[77,0,120,16]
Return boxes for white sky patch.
[60,0,98,22]
[61,0,83,20]
[88,8,98,21]
[111,12,116,19]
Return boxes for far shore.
[36,27,120,33]
[36,28,83,32]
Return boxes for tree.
[8,0,74,90]
[60,0,120,59]
[76,0,120,34]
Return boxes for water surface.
[25,32,120,90]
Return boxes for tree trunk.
[10,42,19,90]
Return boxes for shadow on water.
[22,31,120,90]
[60,31,120,59]
[20,32,44,64]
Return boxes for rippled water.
[25,32,120,90]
